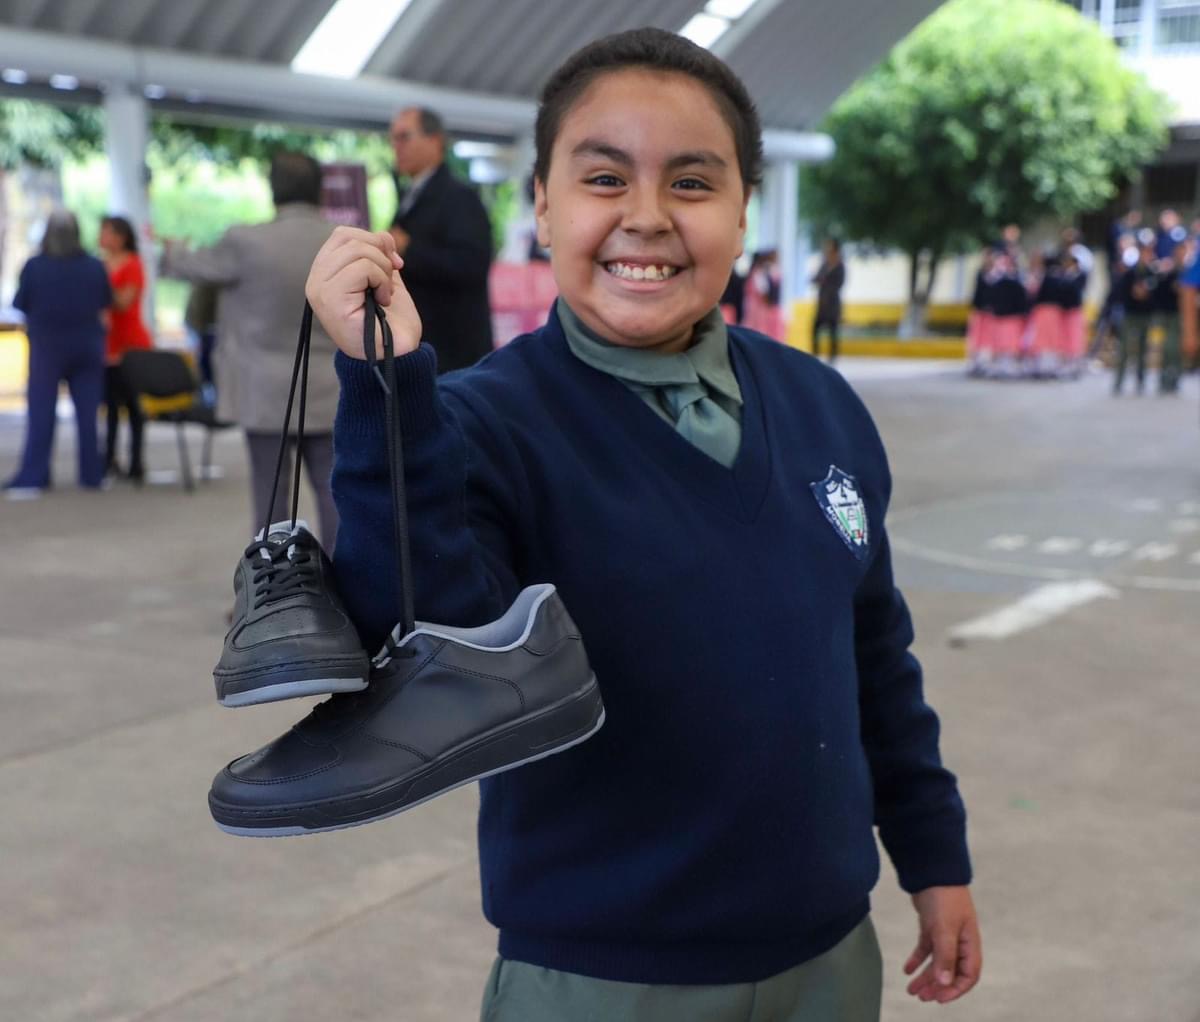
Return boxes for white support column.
[102,85,155,330]
[1137,0,1156,57]
[757,160,802,312]
[776,159,800,312]
[497,133,537,263]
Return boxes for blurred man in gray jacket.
[161,152,340,548]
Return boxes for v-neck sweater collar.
[544,301,770,524]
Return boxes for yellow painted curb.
[1,332,201,409]
[826,338,966,359]
[0,330,26,397]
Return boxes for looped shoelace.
[260,303,314,540]
[246,530,321,609]
[362,292,417,651]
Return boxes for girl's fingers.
[317,239,397,288]
[906,924,982,1002]
[305,228,420,358]
[904,932,932,975]
[930,925,958,989]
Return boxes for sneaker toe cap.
[211,731,341,806]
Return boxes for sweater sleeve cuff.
[334,343,441,439]
[882,815,973,894]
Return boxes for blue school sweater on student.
[331,305,971,985]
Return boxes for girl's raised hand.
[305,226,422,360]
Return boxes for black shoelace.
[246,528,321,609]
[249,302,318,604]
[266,290,418,726]
[362,291,417,655]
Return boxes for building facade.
[1066,0,1200,214]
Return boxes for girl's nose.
[621,187,671,236]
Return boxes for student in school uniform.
[305,28,981,1021]
[1057,252,1088,378]
[1154,243,1185,394]
[988,251,1029,377]
[1027,249,1064,377]
[966,247,997,376]
[1114,240,1159,395]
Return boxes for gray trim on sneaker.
[219,675,369,707]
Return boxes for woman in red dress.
[99,215,153,480]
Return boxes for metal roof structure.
[0,0,944,136]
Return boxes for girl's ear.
[534,177,552,249]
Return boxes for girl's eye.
[586,174,624,187]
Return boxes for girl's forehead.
[554,69,736,157]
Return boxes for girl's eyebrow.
[571,139,633,165]
[570,139,728,171]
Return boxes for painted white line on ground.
[891,535,1200,593]
[1132,542,1179,562]
[1038,536,1083,554]
[948,579,1119,644]
[1089,539,1131,558]
[986,534,1028,551]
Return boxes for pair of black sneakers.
[208,299,604,837]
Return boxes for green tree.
[0,100,103,286]
[801,0,1170,332]
[0,100,102,169]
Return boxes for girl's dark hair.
[41,210,82,258]
[534,27,763,192]
[102,215,138,254]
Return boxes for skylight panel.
[291,0,413,79]
[705,0,758,18]
[680,12,731,49]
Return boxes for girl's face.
[535,69,748,353]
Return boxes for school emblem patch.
[810,466,869,559]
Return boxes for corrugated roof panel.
[181,0,254,56]
[0,0,949,134]
[83,0,159,42]
[388,0,708,98]
[459,0,557,93]
[480,0,607,95]
[725,0,942,129]
[394,0,508,85]
[218,0,310,62]
[5,0,56,28]
[129,2,210,50]
[48,0,103,35]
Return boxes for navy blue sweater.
[332,307,971,985]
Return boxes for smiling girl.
[305,27,981,1021]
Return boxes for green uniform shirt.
[557,299,743,468]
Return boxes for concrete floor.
[1,361,1198,1022]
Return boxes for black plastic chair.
[119,349,233,491]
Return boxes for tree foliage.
[0,100,103,169]
[147,117,397,178]
[801,0,1170,305]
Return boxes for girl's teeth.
[607,262,675,281]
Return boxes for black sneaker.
[208,584,603,835]
[213,520,369,707]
